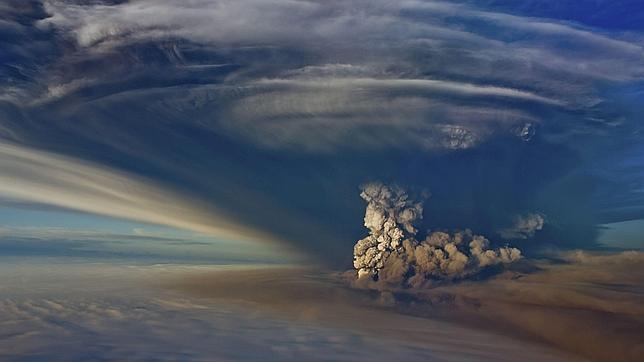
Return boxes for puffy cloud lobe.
[353,183,424,278]
[360,183,424,235]
[500,212,546,239]
[354,183,521,285]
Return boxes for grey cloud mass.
[499,212,546,240]
[1,0,643,263]
[353,183,521,286]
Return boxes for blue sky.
[0,206,294,264]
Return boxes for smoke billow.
[353,183,521,287]
[499,213,546,240]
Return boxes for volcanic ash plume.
[499,213,546,240]
[353,183,522,287]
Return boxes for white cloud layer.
[0,261,583,362]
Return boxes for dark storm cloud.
[0,0,643,263]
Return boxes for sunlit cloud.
[0,141,279,244]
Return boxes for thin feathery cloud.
[0,141,279,244]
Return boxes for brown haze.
[165,251,644,362]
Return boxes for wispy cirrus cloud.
[24,0,641,151]
[0,141,280,244]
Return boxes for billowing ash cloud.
[354,183,521,286]
[499,213,546,240]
